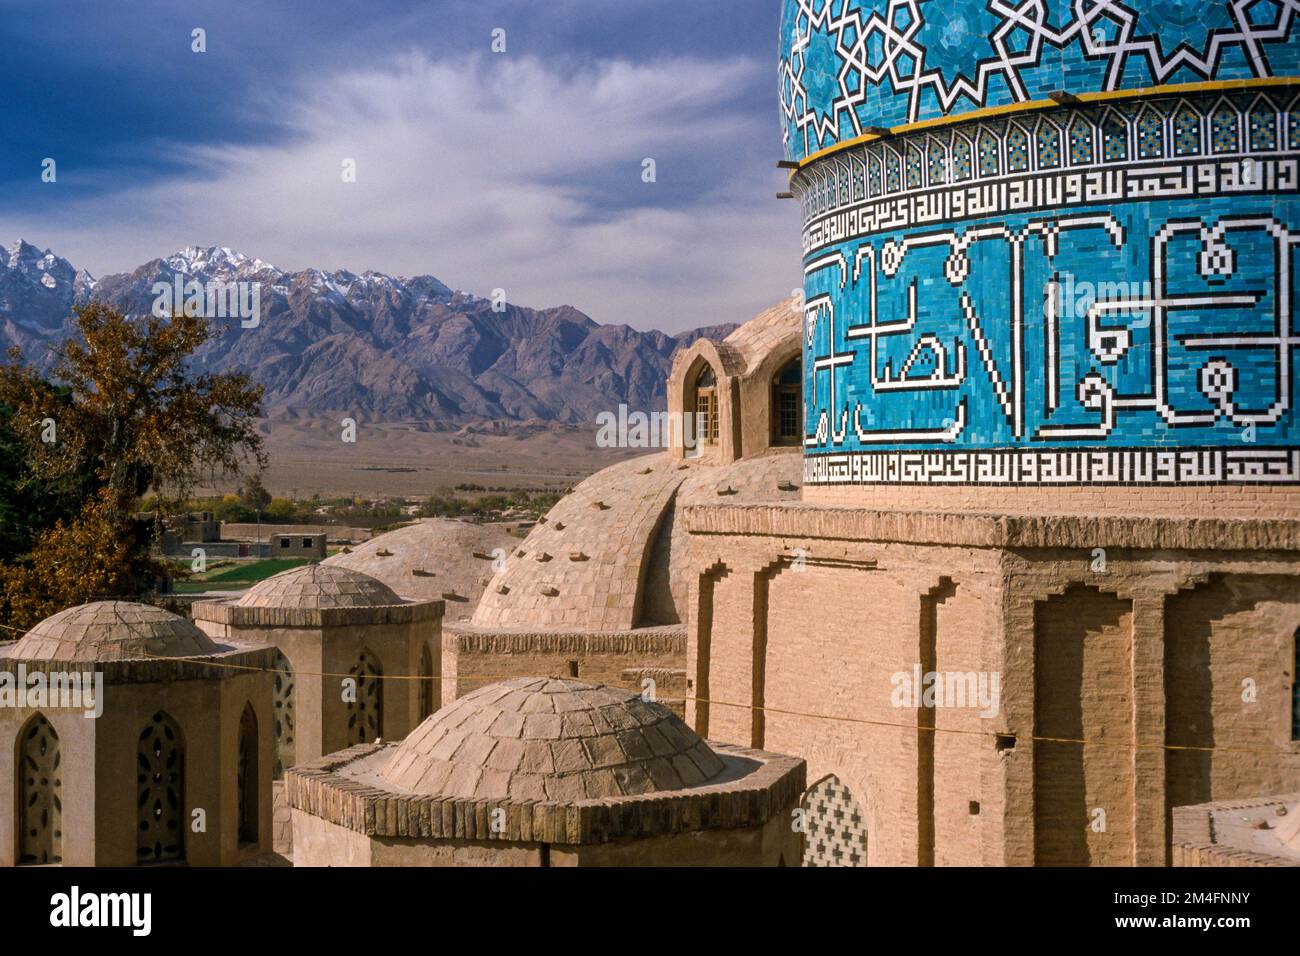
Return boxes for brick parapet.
[192,598,444,629]
[682,502,1300,552]
[285,740,804,845]
[0,644,276,685]
[1171,794,1300,867]
[444,623,685,656]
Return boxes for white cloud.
[2,52,802,332]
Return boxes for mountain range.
[0,240,736,425]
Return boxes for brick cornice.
[682,502,1300,552]
[443,624,685,656]
[192,598,443,629]
[0,644,276,685]
[286,741,805,846]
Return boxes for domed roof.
[6,601,219,662]
[381,677,726,802]
[721,297,799,374]
[778,0,1300,162]
[471,454,803,633]
[238,563,403,609]
[323,518,515,617]
[470,455,688,632]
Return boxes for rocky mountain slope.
[0,241,735,424]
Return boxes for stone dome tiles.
[323,518,515,617]
[720,297,800,376]
[470,455,690,632]
[380,677,726,802]
[7,601,220,662]
[238,563,404,609]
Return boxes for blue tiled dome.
[779,0,1300,162]
[785,1,1300,495]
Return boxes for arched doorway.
[801,774,868,867]
[237,703,259,846]
[271,650,295,778]
[771,355,802,446]
[345,648,384,745]
[692,365,718,453]
[137,711,185,864]
[17,713,61,865]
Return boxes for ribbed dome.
[778,0,1300,162]
[381,677,726,802]
[237,564,403,609]
[6,601,219,662]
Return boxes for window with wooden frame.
[693,366,718,449]
[771,357,802,446]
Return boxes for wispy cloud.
[1,52,800,332]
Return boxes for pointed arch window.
[237,703,259,846]
[772,357,803,446]
[419,644,435,720]
[17,714,61,865]
[1292,628,1299,741]
[693,366,719,450]
[802,774,868,867]
[137,711,184,864]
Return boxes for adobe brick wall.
[683,500,1300,867]
[443,624,686,715]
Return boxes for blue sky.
[0,0,801,331]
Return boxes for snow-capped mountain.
[0,240,98,356]
[0,243,735,424]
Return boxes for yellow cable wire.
[2,619,1295,757]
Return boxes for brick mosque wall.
[805,483,1300,520]
[443,625,687,716]
[683,503,1300,866]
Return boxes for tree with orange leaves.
[0,302,266,629]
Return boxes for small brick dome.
[381,677,726,802]
[8,601,219,662]
[237,564,403,609]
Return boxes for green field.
[203,558,313,582]
[169,557,315,593]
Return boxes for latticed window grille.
[272,650,296,778]
[137,711,184,863]
[346,649,384,745]
[802,775,868,867]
